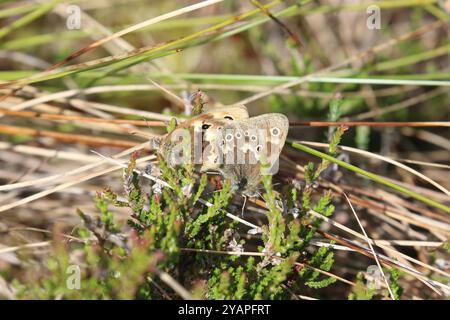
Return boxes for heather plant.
[13,125,347,299]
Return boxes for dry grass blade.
[180,248,356,287]
[0,142,152,213]
[290,121,450,127]
[0,241,51,254]
[155,269,192,300]
[0,124,140,148]
[0,141,99,164]
[0,108,166,127]
[48,0,227,70]
[307,210,450,279]
[343,192,395,300]
[299,140,450,196]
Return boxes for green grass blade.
[290,141,450,214]
[0,0,63,40]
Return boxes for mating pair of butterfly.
[155,105,289,197]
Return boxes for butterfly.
[157,105,289,196]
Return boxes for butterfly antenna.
[256,191,264,201]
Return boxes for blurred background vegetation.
[0,0,449,300]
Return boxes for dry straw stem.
[1,90,173,121]
[0,124,139,148]
[0,101,152,139]
[0,147,121,192]
[343,192,395,300]
[308,210,450,279]
[180,248,355,287]
[47,0,227,70]
[298,140,450,196]
[290,121,450,127]
[0,241,51,255]
[2,108,448,129]
[291,142,450,214]
[315,229,446,295]
[0,108,166,127]
[316,239,443,247]
[0,141,153,213]
[154,269,192,300]
[349,87,450,120]
[400,159,450,169]
[0,141,99,164]
[401,128,450,151]
[0,108,155,139]
[9,227,87,242]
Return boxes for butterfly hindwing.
[217,113,289,195]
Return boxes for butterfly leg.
[241,194,247,217]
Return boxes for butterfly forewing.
[158,106,248,168]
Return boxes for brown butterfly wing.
[157,107,289,196]
[203,105,249,121]
[217,113,289,195]
[157,106,249,169]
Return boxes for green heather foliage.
[388,268,404,300]
[13,166,338,299]
[13,120,349,300]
